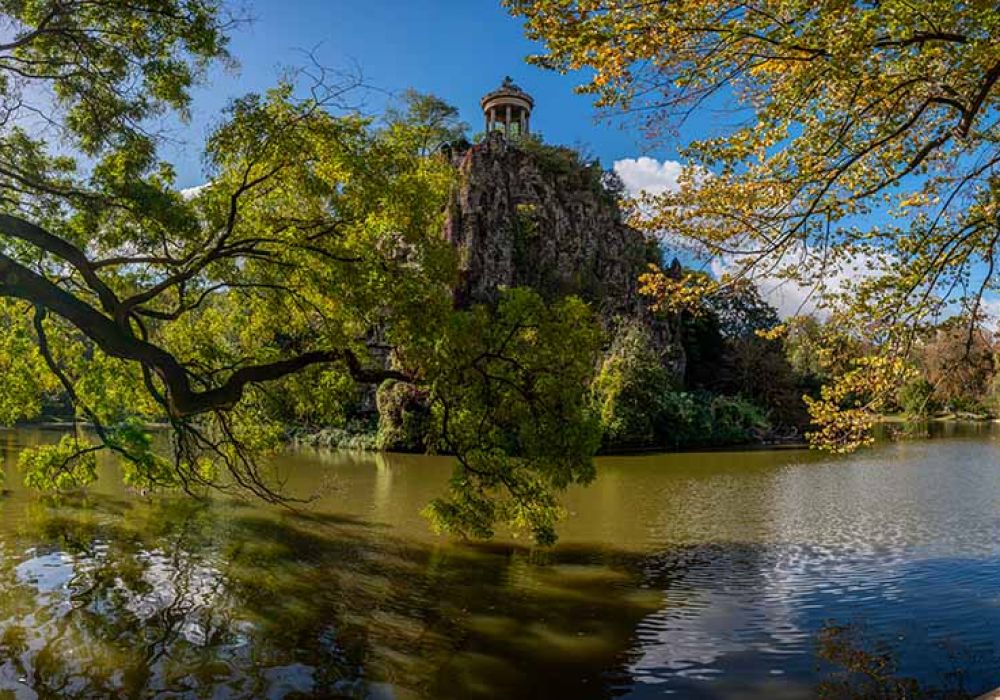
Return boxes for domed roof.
[480,76,534,110]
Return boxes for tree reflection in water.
[817,622,988,700]
[0,494,660,699]
[1,487,997,698]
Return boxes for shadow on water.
[3,427,1000,698]
[816,622,983,700]
[0,493,663,699]
[0,492,996,699]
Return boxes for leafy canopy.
[507,0,1000,449]
[0,2,602,543]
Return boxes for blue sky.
[167,0,688,190]
[160,0,841,318]
[166,1,980,321]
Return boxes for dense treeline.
[507,0,1000,453]
[282,259,828,453]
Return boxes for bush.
[593,323,676,448]
[287,417,378,451]
[897,378,936,418]
[658,391,769,448]
[593,323,770,449]
[375,380,435,452]
[706,394,770,445]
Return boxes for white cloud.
[975,297,1000,332]
[613,157,684,197]
[711,246,895,320]
[611,157,916,322]
[180,182,210,200]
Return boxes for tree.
[592,321,676,449]
[708,279,780,341]
[0,4,601,543]
[919,316,995,412]
[384,89,469,156]
[507,0,1000,450]
[897,377,936,419]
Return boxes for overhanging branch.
[1,250,409,418]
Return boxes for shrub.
[897,377,936,418]
[593,323,770,449]
[593,323,676,449]
[657,390,711,448]
[375,380,435,452]
[707,394,770,445]
[657,391,769,448]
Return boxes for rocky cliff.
[443,133,684,375]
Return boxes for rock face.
[443,133,684,376]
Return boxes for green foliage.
[985,374,1000,418]
[264,366,363,428]
[0,300,59,425]
[419,288,603,545]
[897,378,936,419]
[385,89,469,155]
[514,202,540,239]
[516,136,613,202]
[719,333,807,429]
[593,322,676,448]
[705,394,770,445]
[594,321,770,449]
[20,434,99,491]
[657,391,769,449]
[290,423,379,451]
[375,380,434,452]
[518,136,585,177]
[783,316,833,395]
[708,281,780,340]
[678,305,726,390]
[0,0,231,156]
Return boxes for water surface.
[1,425,999,698]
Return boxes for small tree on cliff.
[385,89,469,156]
[0,3,600,544]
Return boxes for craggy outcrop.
[443,133,684,376]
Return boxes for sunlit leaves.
[509,0,1000,450]
[805,355,915,453]
[420,289,603,545]
[639,264,719,315]
[0,300,58,425]
[2,0,231,154]
[19,434,99,491]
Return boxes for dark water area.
[1,423,999,698]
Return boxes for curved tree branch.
[1,248,408,418]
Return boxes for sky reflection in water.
[0,424,999,698]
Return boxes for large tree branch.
[958,59,1000,137]
[0,250,408,417]
[0,213,120,313]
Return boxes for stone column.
[505,104,512,138]
[524,113,530,135]
[489,107,496,133]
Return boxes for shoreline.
[17,417,998,460]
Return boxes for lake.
[1,424,999,698]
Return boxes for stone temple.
[481,76,533,139]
